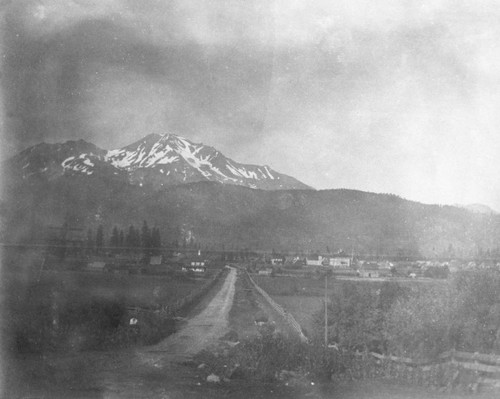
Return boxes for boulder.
[206,374,220,383]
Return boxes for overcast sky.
[2,0,500,210]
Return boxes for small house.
[181,265,206,273]
[149,255,163,265]
[87,261,107,272]
[306,255,324,266]
[188,257,206,268]
[327,251,352,269]
[271,257,284,266]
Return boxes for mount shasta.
[7,133,311,191]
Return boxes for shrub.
[198,331,357,383]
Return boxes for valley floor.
[4,267,500,399]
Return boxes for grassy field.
[4,269,215,308]
[273,295,323,335]
[252,274,446,296]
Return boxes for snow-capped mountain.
[7,133,312,190]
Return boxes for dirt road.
[95,266,237,398]
[136,266,237,365]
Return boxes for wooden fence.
[366,349,500,391]
[246,271,308,342]
[127,267,227,319]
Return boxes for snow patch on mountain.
[62,154,94,175]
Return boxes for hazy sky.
[2,0,500,209]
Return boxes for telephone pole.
[324,271,328,347]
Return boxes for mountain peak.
[8,133,312,191]
[106,132,311,190]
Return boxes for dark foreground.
[3,269,500,399]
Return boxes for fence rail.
[246,272,308,342]
[368,350,500,390]
[439,349,500,366]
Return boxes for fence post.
[450,349,456,364]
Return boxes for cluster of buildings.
[267,251,352,268]
[85,252,210,275]
[257,252,500,279]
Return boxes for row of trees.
[88,221,162,255]
[85,223,257,259]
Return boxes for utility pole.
[324,271,328,347]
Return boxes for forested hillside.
[2,175,500,258]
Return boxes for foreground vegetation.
[2,269,216,353]
[255,269,500,359]
[194,269,500,395]
[197,328,492,394]
[384,269,500,358]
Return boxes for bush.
[198,331,357,383]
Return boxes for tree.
[314,282,384,352]
[96,225,104,254]
[126,225,139,251]
[110,226,120,250]
[384,286,459,359]
[452,270,500,352]
[151,227,161,255]
[119,230,124,248]
[141,221,151,255]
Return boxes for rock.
[223,340,240,348]
[254,311,269,323]
[207,374,220,383]
[221,330,239,342]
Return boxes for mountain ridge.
[3,176,500,259]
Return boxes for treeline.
[87,221,162,255]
